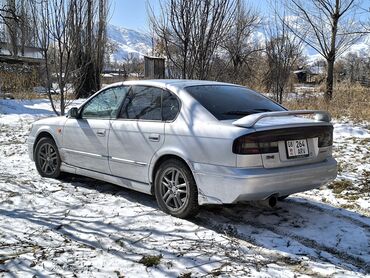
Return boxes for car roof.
[104,79,242,90]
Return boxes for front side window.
[81,86,128,119]
[120,86,162,120]
[186,85,285,120]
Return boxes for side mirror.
[67,107,79,118]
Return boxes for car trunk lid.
[231,111,333,169]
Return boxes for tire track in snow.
[199,205,370,274]
[286,198,370,229]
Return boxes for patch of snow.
[333,122,370,139]
[0,99,369,277]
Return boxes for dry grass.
[284,83,370,122]
[327,179,353,194]
[138,255,162,267]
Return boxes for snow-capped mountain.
[305,34,370,64]
[107,23,369,65]
[342,34,370,58]
[107,24,152,62]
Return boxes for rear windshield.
[185,85,285,120]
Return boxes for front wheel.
[34,137,62,178]
[154,159,199,218]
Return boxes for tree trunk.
[60,87,65,116]
[7,0,17,57]
[95,0,106,90]
[325,3,339,102]
[326,58,335,102]
[182,53,187,79]
[73,0,107,99]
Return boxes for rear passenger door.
[108,86,179,183]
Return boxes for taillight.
[233,137,259,154]
[318,130,333,147]
[233,136,278,154]
[233,125,333,155]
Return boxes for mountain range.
[107,24,152,62]
[107,23,370,64]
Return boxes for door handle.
[96,129,106,137]
[148,133,160,142]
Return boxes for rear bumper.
[193,157,337,205]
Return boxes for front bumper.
[193,157,337,205]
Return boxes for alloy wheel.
[159,167,189,211]
[37,142,59,175]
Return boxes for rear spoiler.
[232,110,331,128]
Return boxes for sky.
[110,0,369,32]
[109,0,151,32]
[109,0,270,31]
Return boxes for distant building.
[0,42,44,65]
[293,68,319,84]
[144,56,165,79]
[0,10,46,97]
[0,42,45,97]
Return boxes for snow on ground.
[0,99,369,277]
[334,122,370,139]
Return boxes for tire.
[278,195,289,201]
[154,159,199,218]
[34,137,62,178]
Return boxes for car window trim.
[112,85,133,120]
[184,84,287,111]
[118,85,163,122]
[161,89,182,123]
[117,85,181,123]
[79,85,129,120]
[184,84,287,121]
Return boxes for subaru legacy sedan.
[28,80,337,218]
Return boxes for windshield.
[185,85,285,120]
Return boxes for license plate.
[286,139,309,158]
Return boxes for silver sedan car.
[28,80,337,218]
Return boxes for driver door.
[61,86,128,173]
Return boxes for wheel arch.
[33,131,58,159]
[149,153,195,195]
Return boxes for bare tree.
[222,0,261,83]
[284,0,367,101]
[150,0,235,79]
[0,0,37,56]
[150,0,199,79]
[27,0,109,114]
[29,0,84,115]
[4,0,17,56]
[123,53,144,76]
[28,0,55,114]
[72,0,108,98]
[341,53,370,84]
[264,5,303,103]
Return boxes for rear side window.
[162,91,179,121]
[119,86,162,120]
[186,85,285,120]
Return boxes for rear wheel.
[34,137,62,178]
[154,159,199,218]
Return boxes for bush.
[285,83,370,122]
